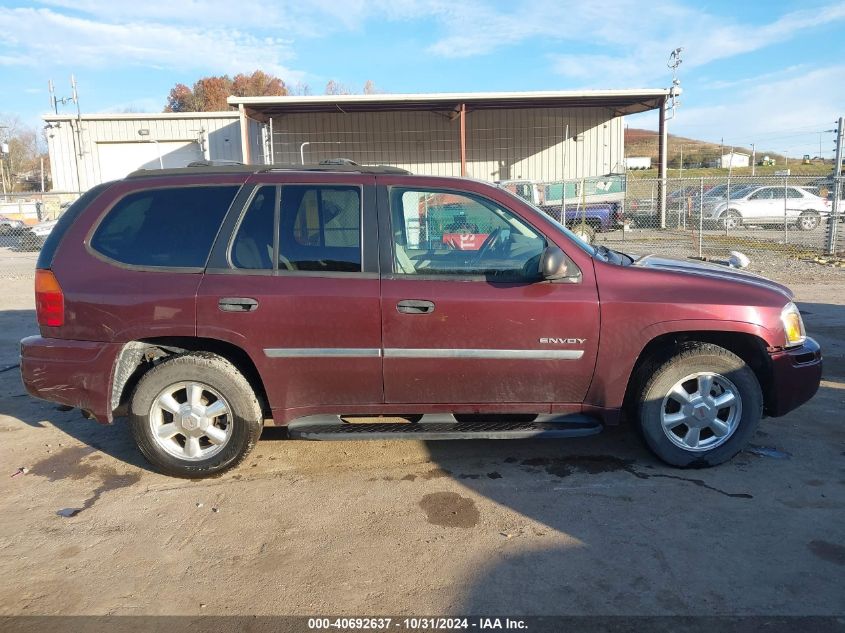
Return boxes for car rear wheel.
[636,343,762,467]
[797,212,820,231]
[719,210,742,231]
[129,353,263,478]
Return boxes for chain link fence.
[514,174,845,271]
[2,174,843,280]
[0,192,80,279]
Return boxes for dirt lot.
[0,269,843,620]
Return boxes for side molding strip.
[264,348,382,358]
[263,348,584,360]
[383,348,584,360]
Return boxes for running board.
[286,414,603,441]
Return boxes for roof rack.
[126,159,411,179]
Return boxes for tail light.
[35,269,64,327]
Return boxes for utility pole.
[679,144,684,178]
[0,127,8,199]
[826,116,844,255]
[751,143,756,176]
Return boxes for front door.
[378,184,600,406]
[197,176,383,419]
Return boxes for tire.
[719,210,742,231]
[129,352,263,478]
[453,413,538,423]
[569,223,596,244]
[636,342,762,468]
[796,212,820,231]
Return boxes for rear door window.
[91,186,239,268]
[278,185,362,272]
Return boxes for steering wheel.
[475,227,508,261]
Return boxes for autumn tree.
[232,70,286,98]
[164,70,288,112]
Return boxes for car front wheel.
[129,353,263,478]
[797,212,820,231]
[636,343,762,467]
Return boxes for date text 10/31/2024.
[307,617,528,630]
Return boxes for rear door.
[197,174,383,420]
[377,178,600,407]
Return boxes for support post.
[826,116,844,255]
[459,103,467,177]
[658,97,668,229]
[238,104,252,165]
[269,117,275,165]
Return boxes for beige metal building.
[44,111,243,192]
[44,90,672,193]
[230,90,671,183]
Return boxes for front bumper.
[765,337,822,417]
[20,336,121,423]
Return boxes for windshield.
[496,185,597,256]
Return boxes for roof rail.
[126,161,411,179]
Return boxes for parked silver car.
[702,185,833,230]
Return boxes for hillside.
[624,128,787,168]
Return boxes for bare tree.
[324,80,352,96]
[0,114,48,192]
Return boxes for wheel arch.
[622,329,775,419]
[110,337,270,420]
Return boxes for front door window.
[390,189,546,282]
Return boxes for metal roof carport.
[229,89,673,223]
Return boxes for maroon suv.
[20,164,822,477]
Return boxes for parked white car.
[703,185,833,230]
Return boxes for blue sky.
[1,0,843,157]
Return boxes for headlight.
[781,302,806,347]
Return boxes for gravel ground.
[0,261,843,624]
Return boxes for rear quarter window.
[90,186,239,268]
[37,182,112,270]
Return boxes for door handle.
[218,297,259,312]
[396,299,435,314]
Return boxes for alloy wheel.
[660,372,742,452]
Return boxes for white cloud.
[544,2,845,87]
[627,65,845,157]
[388,0,845,88]
[0,6,303,79]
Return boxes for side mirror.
[539,245,578,281]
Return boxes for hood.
[633,254,793,299]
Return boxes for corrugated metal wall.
[268,107,624,181]
[45,114,243,191]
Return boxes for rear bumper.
[765,337,822,417]
[20,336,120,423]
